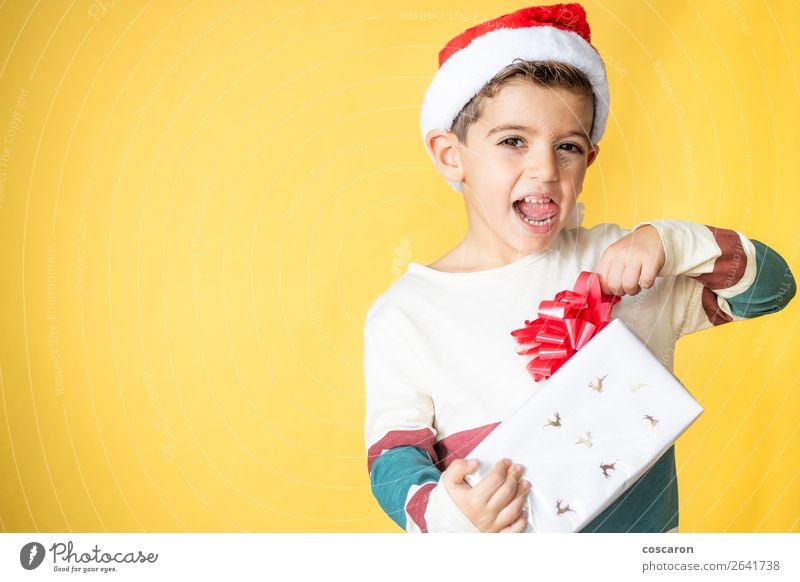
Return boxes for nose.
[524,144,559,183]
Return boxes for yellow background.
[0,0,797,532]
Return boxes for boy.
[363,3,795,533]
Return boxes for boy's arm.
[368,447,481,532]
[634,220,796,335]
[364,305,480,533]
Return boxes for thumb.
[443,458,479,487]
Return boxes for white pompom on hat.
[420,3,609,193]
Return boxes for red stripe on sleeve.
[701,286,734,325]
[406,483,437,532]
[433,422,501,471]
[695,226,747,290]
[367,428,438,474]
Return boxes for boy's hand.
[596,225,666,296]
[441,457,531,533]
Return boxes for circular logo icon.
[19,542,45,570]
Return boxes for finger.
[595,250,613,294]
[621,261,643,296]
[472,458,513,499]
[441,458,480,488]
[490,485,530,535]
[499,510,529,533]
[494,479,531,527]
[485,464,524,510]
[639,259,659,290]
[604,258,626,296]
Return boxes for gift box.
[463,274,703,533]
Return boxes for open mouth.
[513,198,559,226]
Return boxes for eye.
[557,142,584,154]
[499,136,526,149]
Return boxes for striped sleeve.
[634,220,796,336]
[364,303,480,532]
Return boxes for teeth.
[520,197,552,204]
[521,215,554,226]
[514,203,556,225]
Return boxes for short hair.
[449,59,595,143]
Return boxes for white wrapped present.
[464,317,703,532]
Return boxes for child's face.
[456,79,599,257]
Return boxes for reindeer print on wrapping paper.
[543,412,561,428]
[629,377,650,392]
[574,431,593,447]
[588,375,607,393]
[644,414,659,429]
[600,462,616,479]
[556,499,575,515]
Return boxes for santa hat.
[420,3,609,193]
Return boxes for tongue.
[517,200,557,220]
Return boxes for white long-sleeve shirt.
[364,220,793,532]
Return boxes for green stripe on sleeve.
[370,446,440,530]
[728,240,796,318]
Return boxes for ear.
[586,143,600,167]
[426,129,465,185]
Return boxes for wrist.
[425,482,482,533]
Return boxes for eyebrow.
[486,124,589,141]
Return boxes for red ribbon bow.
[510,271,621,382]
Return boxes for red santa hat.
[420,3,610,192]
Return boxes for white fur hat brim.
[420,25,609,193]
